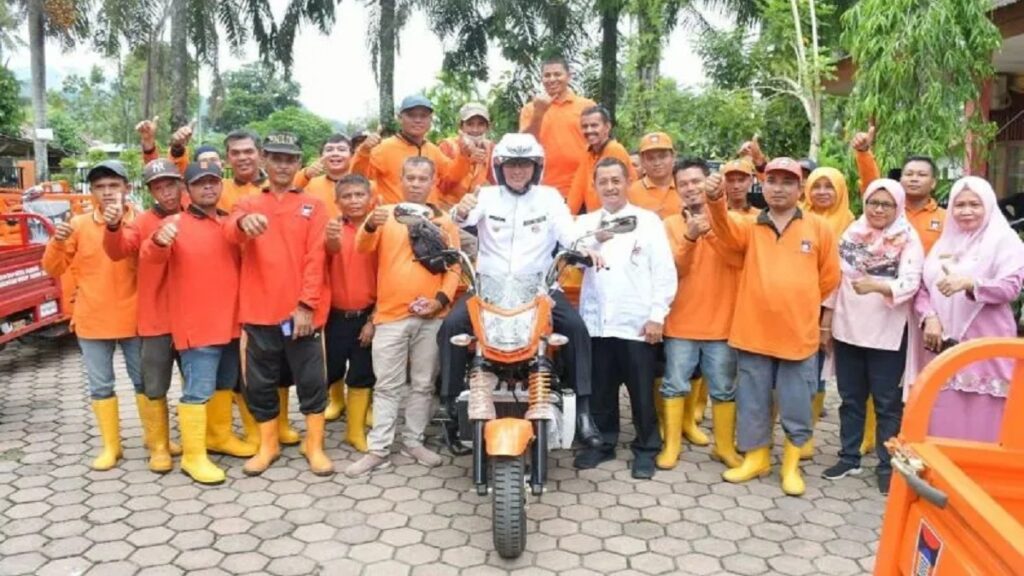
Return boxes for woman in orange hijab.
[799,167,857,459]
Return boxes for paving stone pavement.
[0,339,885,575]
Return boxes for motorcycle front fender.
[484,418,535,457]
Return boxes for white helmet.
[492,133,545,194]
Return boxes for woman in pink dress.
[911,176,1024,441]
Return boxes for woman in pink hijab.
[912,176,1024,441]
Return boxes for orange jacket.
[568,139,637,214]
[663,214,742,341]
[327,219,377,311]
[706,194,840,361]
[519,90,596,200]
[854,150,945,253]
[218,179,263,212]
[629,177,680,220]
[355,205,460,324]
[102,207,175,337]
[225,189,330,328]
[438,136,493,209]
[351,134,471,205]
[42,210,138,339]
[140,206,241,350]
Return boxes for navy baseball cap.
[399,94,434,113]
[184,160,223,184]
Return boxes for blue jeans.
[735,351,817,451]
[663,338,737,401]
[78,337,143,400]
[180,341,241,405]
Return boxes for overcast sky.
[9,3,719,126]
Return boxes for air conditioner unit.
[992,74,1012,111]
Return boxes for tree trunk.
[378,0,396,130]
[599,1,621,122]
[169,0,188,129]
[28,0,47,182]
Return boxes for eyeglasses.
[865,200,897,211]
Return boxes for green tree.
[367,0,415,130]
[423,70,484,140]
[0,67,26,136]
[248,106,335,163]
[212,62,301,132]
[842,0,1002,171]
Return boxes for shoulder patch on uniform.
[300,204,314,218]
[800,239,812,253]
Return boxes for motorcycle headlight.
[481,307,537,352]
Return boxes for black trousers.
[590,337,661,458]
[325,309,376,389]
[241,324,327,422]
[834,332,907,474]
[438,290,592,399]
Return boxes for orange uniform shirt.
[140,206,241,350]
[218,179,263,212]
[707,195,840,361]
[438,136,493,209]
[327,220,377,311]
[351,135,471,206]
[568,139,637,214]
[102,207,175,337]
[729,205,760,222]
[519,90,596,199]
[663,214,742,341]
[226,189,330,328]
[302,175,342,219]
[355,205,460,325]
[42,210,138,339]
[629,177,680,220]
[854,149,944,253]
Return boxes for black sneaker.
[573,448,615,470]
[877,472,892,495]
[822,461,863,480]
[631,456,656,479]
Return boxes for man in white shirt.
[440,133,604,449]
[573,157,677,478]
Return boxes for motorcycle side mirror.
[602,215,638,235]
[393,202,432,225]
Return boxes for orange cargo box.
[875,338,1024,576]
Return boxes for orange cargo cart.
[875,337,1024,576]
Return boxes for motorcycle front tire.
[492,454,527,559]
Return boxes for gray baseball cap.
[142,158,183,184]
[399,94,434,113]
[86,160,130,183]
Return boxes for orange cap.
[721,158,756,176]
[638,132,674,153]
[764,157,803,180]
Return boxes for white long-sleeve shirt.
[454,184,577,277]
[576,204,678,341]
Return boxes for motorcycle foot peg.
[476,483,489,496]
[530,484,543,496]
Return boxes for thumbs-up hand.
[366,207,390,231]
[102,203,124,228]
[239,213,269,238]
[304,157,325,179]
[682,207,710,241]
[362,128,383,151]
[135,116,159,149]
[325,216,343,243]
[153,215,180,247]
[533,93,553,114]
[850,120,877,152]
[738,135,765,166]
[455,188,479,220]
[53,221,74,242]
[703,172,724,201]
[936,263,974,297]
[469,144,488,165]
[171,121,195,148]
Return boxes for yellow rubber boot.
[653,378,666,439]
[860,396,877,455]
[781,438,806,496]
[138,396,173,473]
[206,390,257,457]
[235,392,260,448]
[91,397,123,471]
[800,392,825,460]
[682,391,709,446]
[243,420,281,476]
[277,388,301,446]
[711,402,743,469]
[177,403,225,484]
[302,413,335,476]
[722,446,771,483]
[325,380,346,421]
[655,397,685,469]
[693,378,708,423]
[345,387,370,453]
[135,394,180,456]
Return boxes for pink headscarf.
[839,179,914,277]
[922,176,1024,340]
